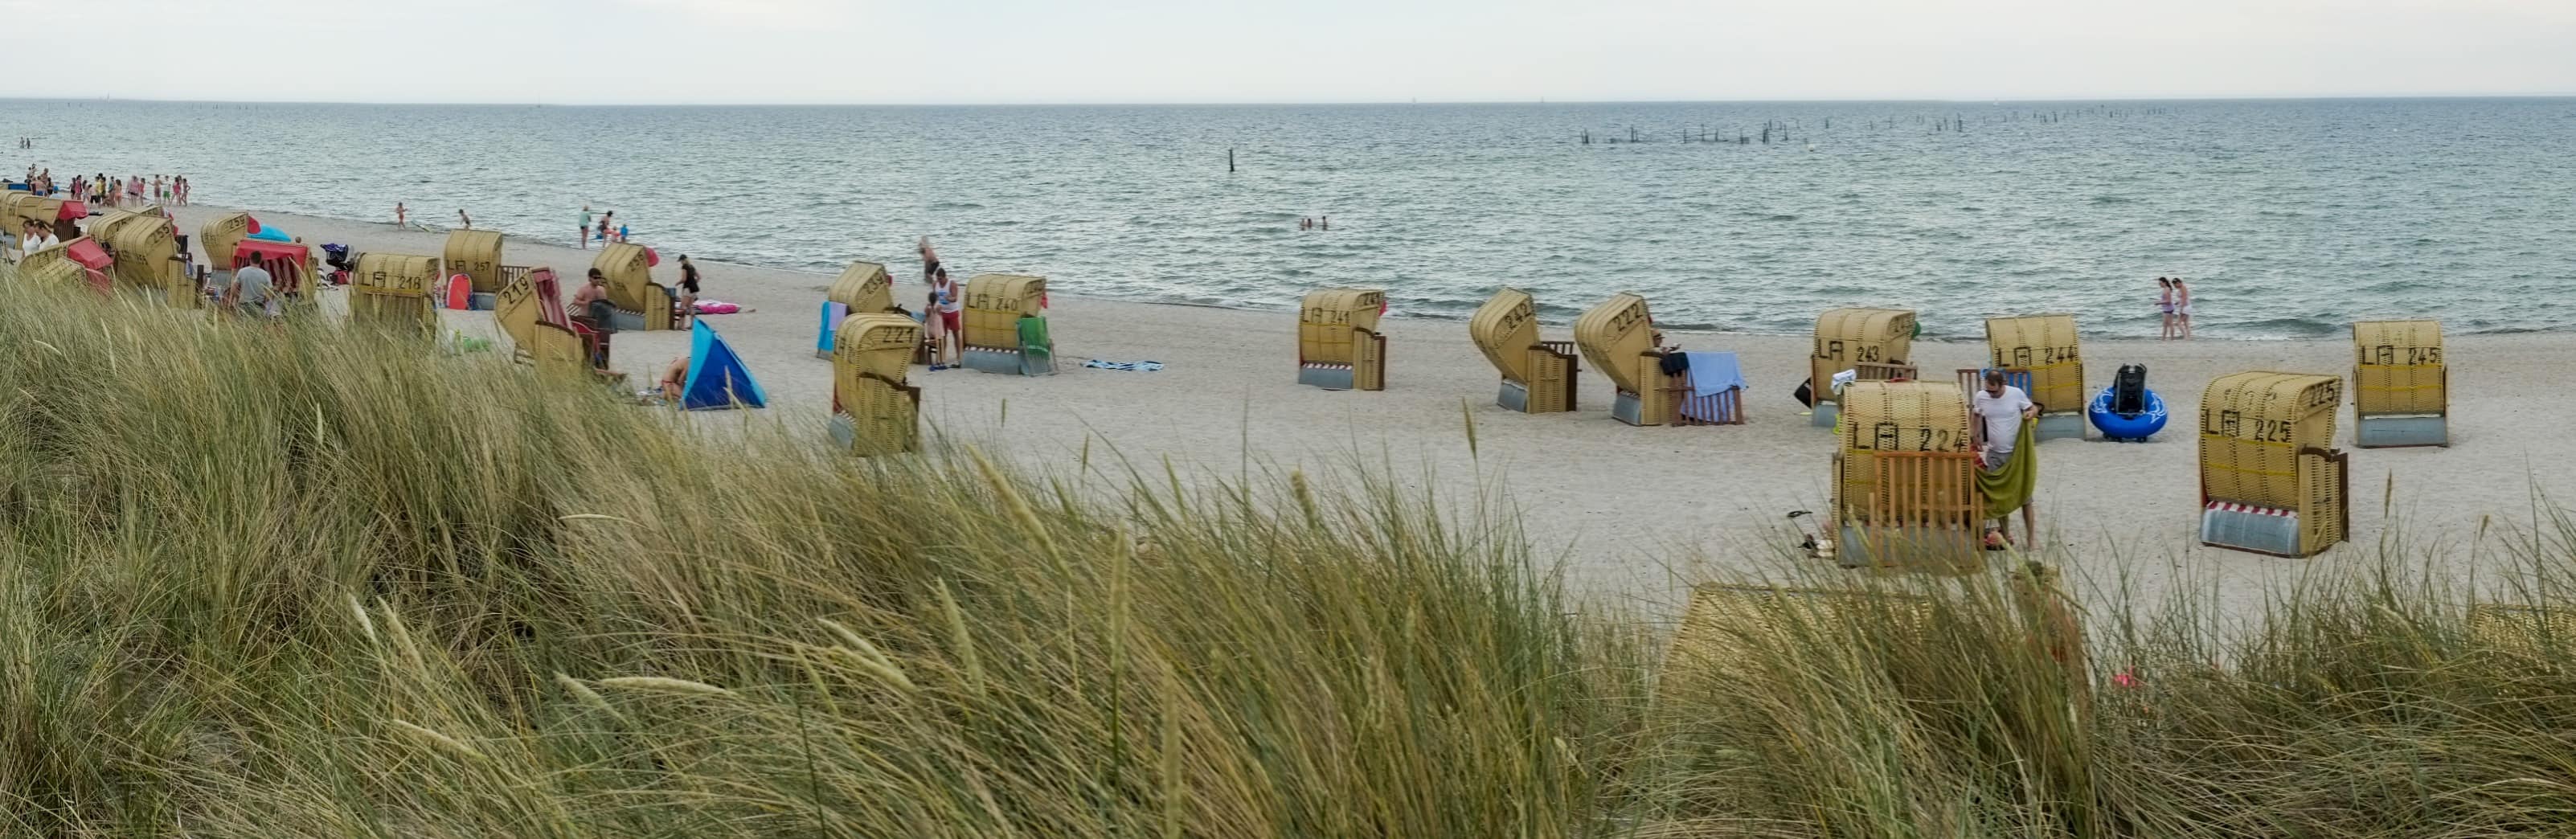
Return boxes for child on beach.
[457,209,472,230]
[395,203,407,227]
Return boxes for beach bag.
[2113,364,2148,416]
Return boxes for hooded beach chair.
[1830,381,1983,573]
[816,261,907,358]
[1296,288,1387,391]
[1468,288,1579,413]
[1572,293,1743,425]
[2198,372,2347,557]
[1985,314,2086,440]
[348,252,443,334]
[494,267,603,381]
[960,273,1053,376]
[831,313,924,456]
[2352,320,2447,448]
[20,237,113,293]
[592,243,675,332]
[1809,308,1919,428]
[443,229,520,310]
[89,210,195,306]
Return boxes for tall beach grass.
[0,280,2572,837]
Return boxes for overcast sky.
[20,0,2576,104]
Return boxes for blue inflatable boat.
[2088,387,2168,441]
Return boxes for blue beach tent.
[682,319,768,411]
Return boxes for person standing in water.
[579,206,592,249]
[2171,277,2193,340]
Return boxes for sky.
[19,0,2576,104]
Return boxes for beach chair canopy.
[2352,320,2444,415]
[1835,381,1972,520]
[836,313,921,387]
[235,239,309,270]
[1812,308,1916,398]
[1469,288,1543,384]
[1573,293,1656,396]
[828,261,894,312]
[1984,314,2082,412]
[200,212,254,271]
[93,211,182,289]
[443,229,506,293]
[963,273,1046,349]
[2198,371,2341,511]
[1298,288,1385,365]
[62,238,111,270]
[349,252,441,330]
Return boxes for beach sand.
[158,205,2570,619]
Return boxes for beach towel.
[1082,359,1165,372]
[817,301,849,354]
[1681,351,1745,396]
[1679,351,1747,423]
[691,299,742,315]
[1978,418,2040,518]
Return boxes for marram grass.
[0,280,2573,837]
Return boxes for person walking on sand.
[457,209,472,230]
[2171,277,2193,339]
[2156,277,2176,341]
[675,255,702,327]
[579,206,593,249]
[1972,370,2040,546]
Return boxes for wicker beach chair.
[1831,381,1983,573]
[2352,320,2448,448]
[2197,372,2349,557]
[1468,288,1579,413]
[832,313,925,456]
[1296,288,1387,391]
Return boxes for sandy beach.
[150,204,2570,618]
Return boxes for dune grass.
[2,280,2574,837]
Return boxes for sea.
[9,97,2573,338]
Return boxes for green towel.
[1017,316,1052,359]
[1979,418,2040,518]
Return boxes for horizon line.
[5,92,2574,108]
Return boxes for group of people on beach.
[22,168,189,207]
[579,207,632,248]
[2156,276,2194,340]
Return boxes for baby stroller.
[321,244,354,286]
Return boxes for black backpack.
[2111,364,2148,416]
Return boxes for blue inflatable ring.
[2088,387,2168,440]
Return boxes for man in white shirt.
[1972,370,2040,546]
